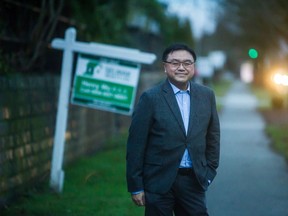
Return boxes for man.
[126,43,220,216]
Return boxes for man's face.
[163,50,195,90]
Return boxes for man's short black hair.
[162,43,197,62]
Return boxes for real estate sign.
[50,27,155,193]
[71,54,140,115]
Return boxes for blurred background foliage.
[0,0,194,74]
[1,0,288,86]
[204,0,288,79]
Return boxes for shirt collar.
[169,81,190,95]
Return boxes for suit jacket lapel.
[187,81,199,136]
[162,80,186,135]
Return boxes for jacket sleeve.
[205,90,220,182]
[126,92,153,192]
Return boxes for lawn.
[266,125,288,160]
[1,133,144,216]
[212,79,233,111]
[212,79,232,98]
[260,109,288,161]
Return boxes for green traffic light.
[248,48,258,59]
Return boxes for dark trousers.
[145,169,208,216]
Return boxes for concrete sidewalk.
[207,80,288,216]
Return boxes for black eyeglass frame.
[163,60,196,69]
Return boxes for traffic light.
[248,48,258,59]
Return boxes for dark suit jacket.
[126,79,220,194]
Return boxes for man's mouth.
[175,73,187,76]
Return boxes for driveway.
[207,80,288,216]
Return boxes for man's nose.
[178,63,185,69]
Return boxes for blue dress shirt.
[170,83,193,168]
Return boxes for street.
[207,80,288,216]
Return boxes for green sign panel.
[71,54,140,115]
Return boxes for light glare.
[273,73,288,86]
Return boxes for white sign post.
[50,27,156,192]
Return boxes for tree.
[205,0,288,82]
[218,0,288,59]
[0,0,196,73]
[0,0,64,72]
[68,0,129,44]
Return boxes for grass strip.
[212,79,232,111]
[266,125,288,161]
[2,133,144,216]
[212,79,232,98]
[251,83,288,161]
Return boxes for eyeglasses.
[163,60,195,69]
